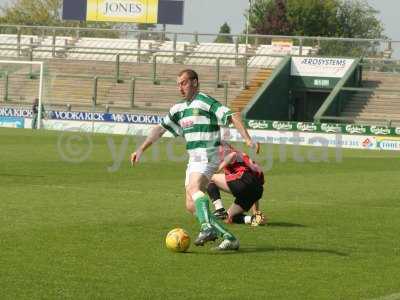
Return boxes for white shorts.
[184,161,219,187]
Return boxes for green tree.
[286,0,339,37]
[245,0,384,56]
[336,0,383,39]
[248,0,291,35]
[214,22,233,43]
[0,0,63,27]
[319,0,384,57]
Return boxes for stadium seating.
[3,32,398,123]
[0,57,263,112]
[96,79,234,111]
[185,42,247,66]
[32,36,75,59]
[67,37,154,62]
[248,44,313,68]
[154,41,190,64]
[44,58,260,85]
[0,73,39,104]
[0,34,39,58]
[230,68,273,112]
[0,33,313,67]
[340,71,400,125]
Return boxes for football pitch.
[1,127,399,299]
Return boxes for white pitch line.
[368,292,400,300]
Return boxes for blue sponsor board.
[0,107,163,125]
[0,116,25,128]
[49,111,163,124]
[0,107,32,117]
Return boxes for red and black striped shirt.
[223,151,264,184]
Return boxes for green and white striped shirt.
[161,92,233,162]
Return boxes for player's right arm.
[130,125,167,165]
[230,113,260,154]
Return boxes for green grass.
[1,128,400,299]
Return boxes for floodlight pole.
[37,62,44,129]
[162,24,166,42]
[245,0,252,46]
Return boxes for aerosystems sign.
[291,57,355,78]
[63,0,184,24]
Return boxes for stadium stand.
[340,71,400,125]
[0,34,39,57]
[248,44,313,68]
[44,59,260,85]
[184,42,248,66]
[66,37,155,62]
[1,73,39,102]
[154,41,190,64]
[33,36,75,59]
[0,58,261,112]
[96,79,233,111]
[2,31,398,124]
[230,68,273,112]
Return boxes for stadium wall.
[1,107,400,151]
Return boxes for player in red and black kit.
[207,142,267,226]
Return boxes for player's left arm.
[229,113,260,154]
[216,151,237,173]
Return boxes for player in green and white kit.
[131,69,258,251]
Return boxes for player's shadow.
[266,222,306,228]
[197,246,347,257]
[239,246,348,256]
[0,173,45,177]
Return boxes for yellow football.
[165,228,191,252]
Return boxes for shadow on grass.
[240,246,348,256]
[192,245,348,256]
[0,173,45,177]
[267,222,306,228]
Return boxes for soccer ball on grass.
[165,228,190,252]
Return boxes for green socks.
[193,194,212,230]
[193,192,236,240]
[209,214,236,241]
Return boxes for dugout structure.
[242,56,362,123]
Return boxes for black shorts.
[227,171,264,212]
